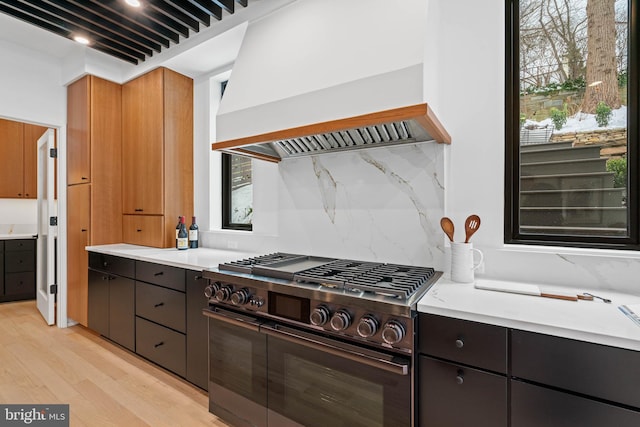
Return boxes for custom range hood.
[214,0,450,163]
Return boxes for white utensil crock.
[450,242,484,283]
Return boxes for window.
[506,0,638,249]
[222,153,253,230]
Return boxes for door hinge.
[50,216,58,226]
[50,284,58,295]
[49,148,58,158]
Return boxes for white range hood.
[214,0,450,162]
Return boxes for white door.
[36,129,56,325]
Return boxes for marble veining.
[277,142,445,267]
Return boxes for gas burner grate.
[219,253,301,274]
[294,259,382,288]
[344,264,438,299]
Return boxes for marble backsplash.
[276,142,445,268]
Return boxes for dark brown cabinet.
[87,253,135,351]
[1,239,36,302]
[186,270,209,390]
[418,313,508,427]
[418,313,640,427]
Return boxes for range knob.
[204,281,221,298]
[382,320,405,345]
[356,314,379,338]
[310,305,331,326]
[214,286,232,302]
[330,309,351,331]
[230,288,250,306]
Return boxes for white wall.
[203,0,640,294]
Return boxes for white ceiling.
[0,0,297,81]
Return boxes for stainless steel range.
[202,253,441,427]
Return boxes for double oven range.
[202,253,441,427]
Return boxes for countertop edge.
[418,278,640,353]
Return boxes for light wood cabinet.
[23,124,48,198]
[0,119,24,198]
[66,75,122,326]
[67,184,91,326]
[0,120,48,199]
[122,67,193,248]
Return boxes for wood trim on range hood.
[212,103,451,163]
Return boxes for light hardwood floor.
[0,300,229,427]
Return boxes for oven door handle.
[261,323,409,376]
[202,307,262,332]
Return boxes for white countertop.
[0,233,37,240]
[85,244,260,271]
[418,278,640,352]
[0,224,37,240]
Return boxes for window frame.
[221,152,253,231]
[505,0,640,250]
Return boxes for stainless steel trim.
[202,307,262,332]
[261,323,409,376]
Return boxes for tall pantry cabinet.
[122,67,193,248]
[0,119,47,199]
[66,75,123,326]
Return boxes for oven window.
[209,319,267,406]
[284,355,384,427]
[268,334,410,427]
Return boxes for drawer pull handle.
[81,229,87,232]
[81,176,88,180]
[135,209,144,212]
[102,276,108,281]
[103,262,109,267]
[154,342,164,348]
[455,339,464,349]
[154,302,164,308]
[136,229,142,232]
[456,370,464,385]
[154,272,164,276]
[194,275,203,280]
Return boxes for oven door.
[262,323,412,427]
[204,307,267,427]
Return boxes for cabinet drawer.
[419,356,507,427]
[419,313,507,373]
[5,239,35,252]
[0,240,4,252]
[136,261,185,291]
[5,272,35,296]
[136,281,185,333]
[136,317,186,377]
[511,380,640,427]
[5,250,35,273]
[123,215,164,248]
[512,329,640,409]
[88,252,135,278]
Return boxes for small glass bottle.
[189,216,199,248]
[177,216,188,250]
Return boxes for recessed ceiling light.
[125,0,141,7]
[74,36,90,45]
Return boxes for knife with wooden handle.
[475,282,581,301]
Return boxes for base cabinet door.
[109,276,135,352]
[88,269,109,337]
[186,270,208,390]
[511,380,640,427]
[419,356,507,427]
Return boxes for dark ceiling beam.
[2,0,145,62]
[41,0,160,54]
[187,0,222,21]
[212,0,234,14]
[19,0,153,57]
[147,0,200,33]
[65,0,166,52]
[163,0,211,27]
[0,0,251,64]
[92,0,178,46]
